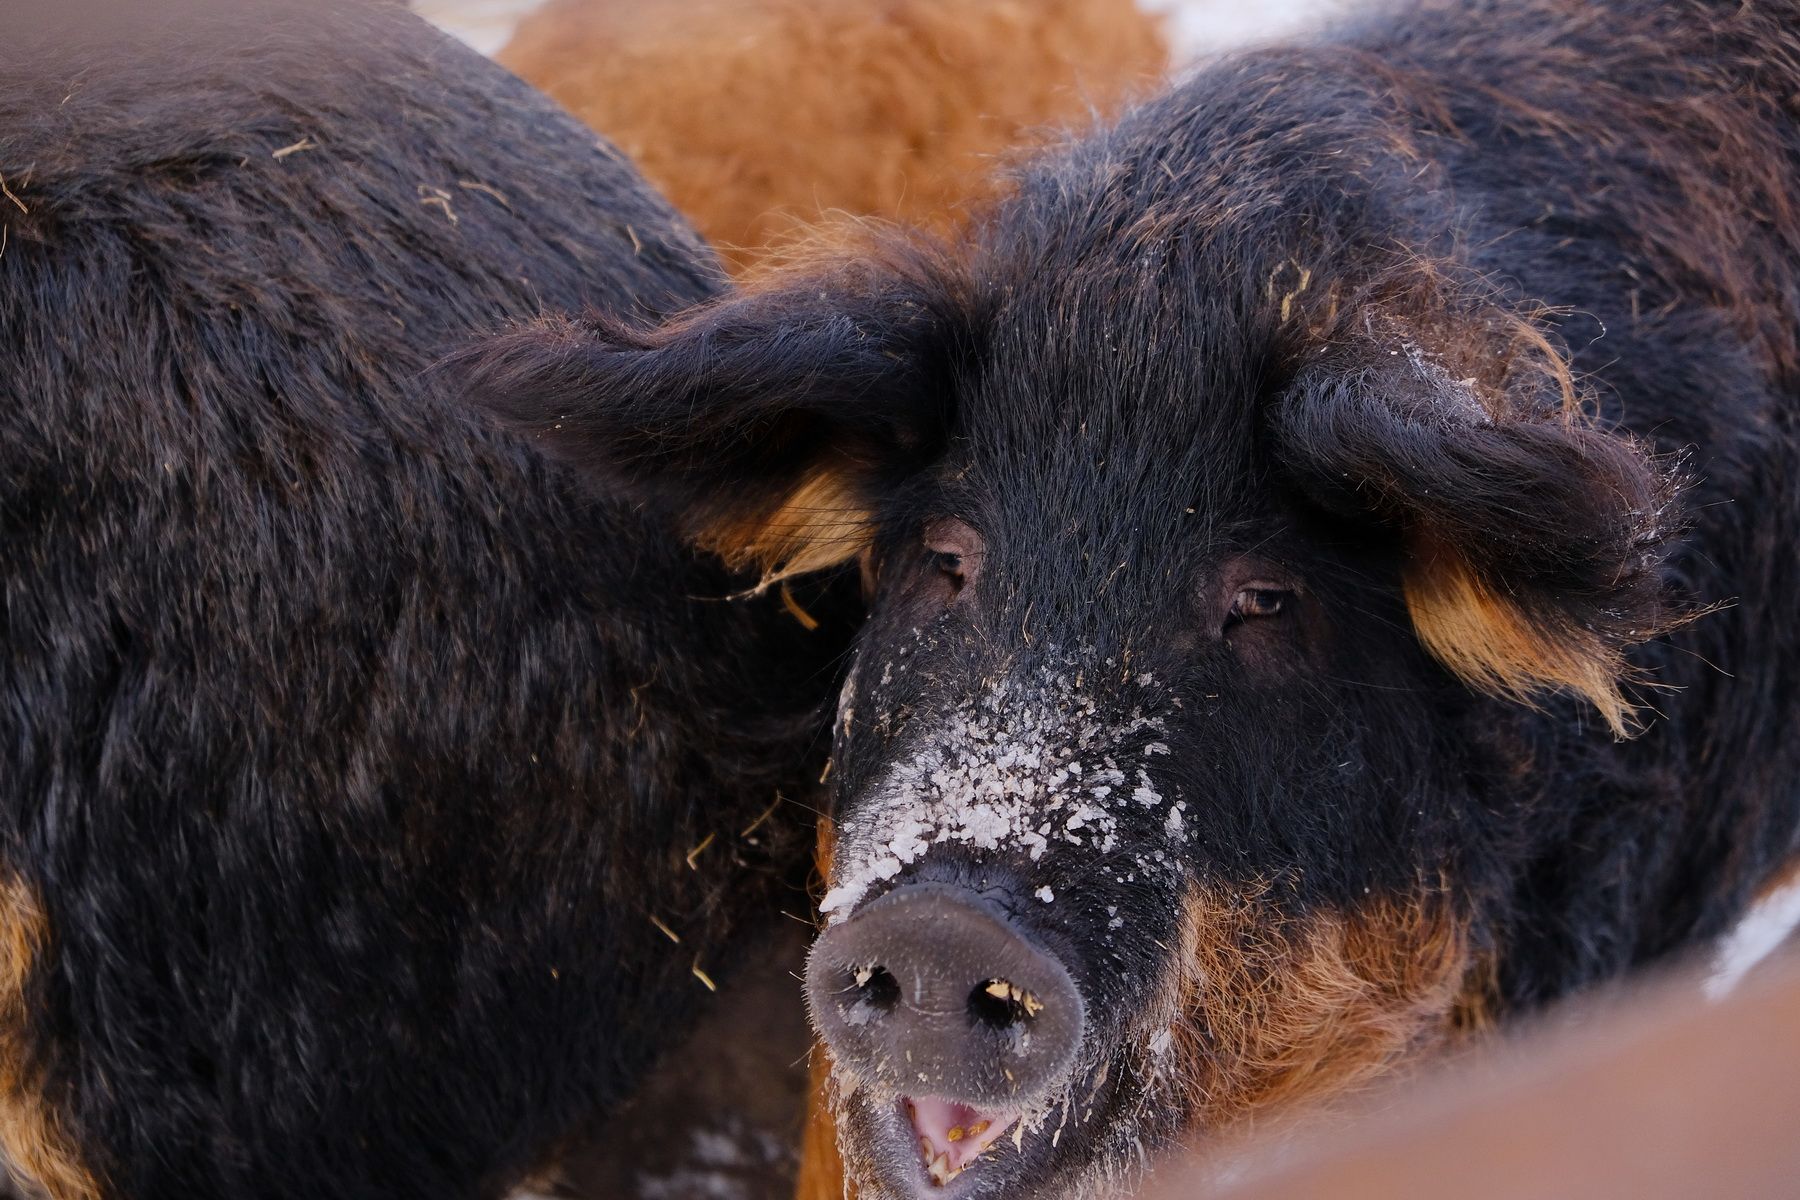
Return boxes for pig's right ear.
[1273,335,1677,737]
[453,278,959,583]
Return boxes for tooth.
[928,1153,952,1185]
[919,1137,934,1160]
[984,980,1012,1001]
[968,1120,990,1137]
[1014,1123,1026,1151]
[947,1126,965,1143]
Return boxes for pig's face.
[793,273,1542,1198]
[465,200,1673,1198]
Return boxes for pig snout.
[805,882,1086,1106]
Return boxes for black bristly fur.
[467,1,1800,1196]
[1275,347,1675,639]
[453,254,975,549]
[0,2,849,1198]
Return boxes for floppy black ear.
[452,260,966,583]
[1275,339,1678,735]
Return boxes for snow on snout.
[820,660,1188,921]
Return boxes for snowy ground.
[416,0,1350,63]
[1137,0,1349,60]
[415,0,541,58]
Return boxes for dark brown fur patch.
[795,1049,855,1200]
[0,876,95,1200]
[797,818,854,1200]
[1164,881,1478,1144]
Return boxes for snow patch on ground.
[1705,866,1800,999]
[420,0,1350,65]
[415,0,547,57]
[633,1118,792,1200]
[1139,0,1346,63]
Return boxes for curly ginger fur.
[500,0,1168,273]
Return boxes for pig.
[462,0,1800,1195]
[0,0,846,1197]
[498,0,1168,274]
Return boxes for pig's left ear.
[1274,343,1678,736]
[450,268,963,584]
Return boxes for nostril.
[849,964,892,1014]
[833,963,900,1025]
[967,978,1043,1032]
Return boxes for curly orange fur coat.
[501,0,1168,272]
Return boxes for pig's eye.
[923,518,982,598]
[1227,586,1293,624]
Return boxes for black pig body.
[0,2,842,1198]
[468,1,1800,1197]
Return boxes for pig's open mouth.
[837,1089,1041,1198]
[903,1095,1021,1188]
[829,1052,1149,1200]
